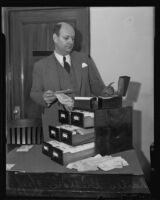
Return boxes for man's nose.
[68,37,74,44]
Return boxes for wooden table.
[6,145,151,199]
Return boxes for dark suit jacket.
[30,51,105,141]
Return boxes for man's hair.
[53,23,62,36]
[53,22,74,36]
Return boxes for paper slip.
[67,154,102,171]
[60,125,94,136]
[67,155,128,172]
[73,110,94,118]
[74,97,94,100]
[67,154,111,172]
[98,156,129,171]
[16,145,33,152]
[60,125,79,135]
[55,93,73,106]
[6,164,15,170]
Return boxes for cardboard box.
[71,110,94,128]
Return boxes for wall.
[90,7,154,175]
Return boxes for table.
[6,145,151,199]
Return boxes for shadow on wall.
[123,81,151,184]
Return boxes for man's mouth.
[66,45,73,49]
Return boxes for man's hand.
[43,90,56,105]
[102,82,115,97]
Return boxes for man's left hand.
[102,86,115,97]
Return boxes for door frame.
[3,7,90,121]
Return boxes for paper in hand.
[54,92,74,107]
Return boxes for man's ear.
[53,33,57,42]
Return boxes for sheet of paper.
[67,154,129,172]
[6,164,15,170]
[16,145,33,152]
[54,93,73,107]
[74,97,94,100]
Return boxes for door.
[6,7,90,120]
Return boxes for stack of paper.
[67,154,128,172]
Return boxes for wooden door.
[6,7,90,120]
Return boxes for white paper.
[73,110,94,118]
[16,145,33,152]
[74,97,93,100]
[6,164,15,170]
[55,93,73,107]
[67,154,129,172]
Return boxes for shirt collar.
[54,51,71,67]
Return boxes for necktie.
[63,56,70,73]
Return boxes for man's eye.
[64,37,74,41]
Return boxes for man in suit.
[30,22,114,141]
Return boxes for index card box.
[74,97,97,111]
[71,110,94,128]
[42,140,95,165]
[42,142,52,157]
[50,142,95,165]
[49,126,61,141]
[60,126,95,146]
[58,110,70,124]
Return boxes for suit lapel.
[71,52,82,92]
[46,53,61,91]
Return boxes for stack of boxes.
[42,76,132,166]
[42,76,133,165]
[42,97,97,165]
[41,95,128,166]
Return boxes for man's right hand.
[43,90,56,105]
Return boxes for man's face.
[53,24,75,55]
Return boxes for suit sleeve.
[30,62,47,107]
[87,56,106,96]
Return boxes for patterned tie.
[63,56,70,73]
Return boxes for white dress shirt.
[54,51,71,67]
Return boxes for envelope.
[82,63,88,68]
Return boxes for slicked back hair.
[53,23,62,36]
[53,22,74,36]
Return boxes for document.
[6,164,15,170]
[67,154,129,172]
[16,145,33,152]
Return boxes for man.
[30,22,114,141]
